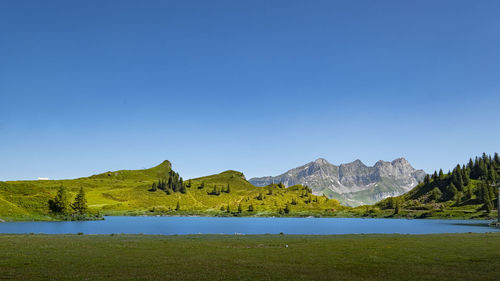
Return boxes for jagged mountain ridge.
[249,158,426,206]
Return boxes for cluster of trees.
[49,186,88,215]
[422,153,499,209]
[207,184,231,196]
[150,170,186,195]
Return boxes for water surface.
[0,216,498,235]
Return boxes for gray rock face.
[249,158,425,206]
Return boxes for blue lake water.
[0,216,498,235]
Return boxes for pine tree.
[175,201,180,211]
[494,153,500,166]
[449,183,458,201]
[463,170,470,186]
[73,187,88,215]
[394,199,400,215]
[179,184,187,194]
[226,184,230,193]
[430,187,442,201]
[489,166,498,183]
[284,203,290,214]
[248,204,254,212]
[52,186,71,215]
[149,182,157,192]
[238,203,242,213]
[439,169,444,179]
[457,172,464,192]
[468,158,474,170]
[424,174,431,185]
[456,192,462,205]
[167,176,173,190]
[479,159,488,179]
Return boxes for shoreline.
[1,211,497,222]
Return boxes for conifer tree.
[489,166,498,183]
[149,182,157,192]
[456,192,462,205]
[226,184,230,193]
[449,183,458,201]
[168,176,173,190]
[394,199,400,215]
[248,204,254,212]
[468,158,474,170]
[467,185,473,200]
[457,173,464,192]
[73,187,88,215]
[424,174,431,185]
[439,169,444,179]
[175,201,180,211]
[430,187,442,201]
[284,203,290,214]
[463,170,470,186]
[53,186,71,215]
[238,203,242,213]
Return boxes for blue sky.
[1,0,499,181]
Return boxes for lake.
[1,216,499,235]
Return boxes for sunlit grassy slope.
[0,161,342,221]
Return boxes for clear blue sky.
[1,0,499,181]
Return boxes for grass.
[0,161,344,221]
[0,233,498,280]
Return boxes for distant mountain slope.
[249,158,425,206]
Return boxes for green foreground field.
[0,233,499,281]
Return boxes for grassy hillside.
[0,161,342,221]
[1,233,499,281]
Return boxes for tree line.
[420,153,499,210]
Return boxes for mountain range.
[249,158,426,206]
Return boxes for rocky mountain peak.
[313,158,329,165]
[249,157,426,207]
[391,157,409,165]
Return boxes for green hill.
[375,153,499,219]
[0,161,342,221]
